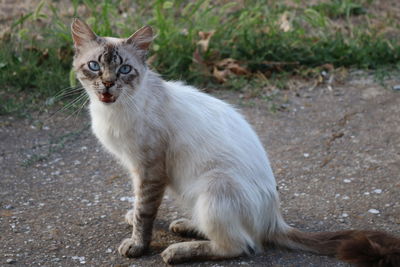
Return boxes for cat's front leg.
[118,165,166,258]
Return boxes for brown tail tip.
[337,231,400,267]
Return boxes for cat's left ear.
[126,26,154,51]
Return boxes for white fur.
[87,69,291,254]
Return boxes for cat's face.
[71,19,153,104]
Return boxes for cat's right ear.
[71,18,97,49]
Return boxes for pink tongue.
[100,92,113,103]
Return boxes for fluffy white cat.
[71,18,399,265]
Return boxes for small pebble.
[341,213,349,217]
[373,189,382,194]
[6,259,16,264]
[71,256,85,264]
[343,179,351,183]
[368,209,380,214]
[120,196,135,203]
[393,85,400,91]
[303,153,310,158]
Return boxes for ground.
[1,71,399,266]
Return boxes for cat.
[71,18,400,266]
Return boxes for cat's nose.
[102,80,115,89]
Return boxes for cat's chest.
[90,109,140,162]
[93,117,130,146]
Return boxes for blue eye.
[88,61,100,71]
[119,65,132,74]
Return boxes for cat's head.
[71,18,153,104]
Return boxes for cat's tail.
[273,228,400,266]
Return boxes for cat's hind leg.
[161,177,261,263]
[169,218,207,239]
[161,240,242,264]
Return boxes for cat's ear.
[71,18,97,49]
[126,26,154,51]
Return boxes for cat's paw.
[169,218,207,239]
[124,209,134,225]
[161,244,181,264]
[169,218,190,233]
[118,238,146,258]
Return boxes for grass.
[1,0,400,115]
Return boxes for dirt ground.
[1,0,400,266]
[1,71,399,266]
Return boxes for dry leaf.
[212,58,249,83]
[197,30,215,52]
[278,11,292,32]
[216,58,249,75]
[213,66,230,83]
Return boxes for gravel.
[1,72,400,266]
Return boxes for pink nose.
[102,81,115,88]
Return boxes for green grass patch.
[1,0,400,114]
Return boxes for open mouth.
[98,92,116,103]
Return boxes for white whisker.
[67,95,90,122]
[46,92,88,121]
[125,93,139,113]
[52,86,84,100]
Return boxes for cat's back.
[163,81,273,178]
[164,81,245,140]
[165,81,230,115]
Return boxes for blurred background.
[1,0,400,115]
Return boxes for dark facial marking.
[82,69,97,80]
[103,44,121,65]
[103,44,114,65]
[98,54,102,63]
[121,73,136,84]
[120,68,138,84]
[79,63,97,80]
[115,50,123,65]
